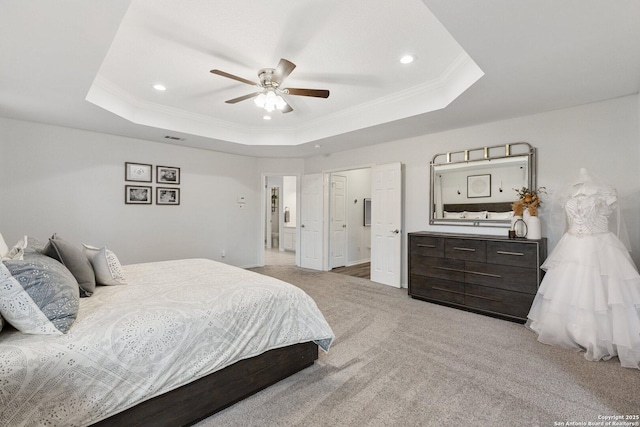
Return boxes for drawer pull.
[433,266,502,279]
[467,270,502,279]
[496,250,524,256]
[466,293,502,302]
[453,247,475,252]
[432,286,465,296]
[417,244,436,248]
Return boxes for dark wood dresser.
[408,232,547,323]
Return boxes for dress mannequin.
[526,168,640,369]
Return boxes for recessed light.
[263,115,272,121]
[153,84,166,91]
[314,144,321,149]
[400,54,415,64]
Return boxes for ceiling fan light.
[264,90,278,111]
[254,93,267,108]
[275,95,286,110]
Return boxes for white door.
[330,174,347,268]
[370,162,402,287]
[300,173,323,270]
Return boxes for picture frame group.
[125,162,180,205]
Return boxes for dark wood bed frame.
[443,202,513,212]
[92,341,318,427]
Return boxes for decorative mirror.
[430,142,536,228]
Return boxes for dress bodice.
[565,190,615,236]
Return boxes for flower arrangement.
[512,186,546,216]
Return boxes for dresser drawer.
[409,275,464,305]
[445,238,486,262]
[410,235,444,257]
[465,284,535,320]
[486,241,539,268]
[464,262,539,294]
[409,255,464,282]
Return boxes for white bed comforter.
[0,259,334,427]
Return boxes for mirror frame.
[429,142,536,228]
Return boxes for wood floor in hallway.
[331,262,370,279]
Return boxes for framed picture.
[363,198,372,226]
[125,185,152,204]
[156,165,180,185]
[125,162,152,182]
[156,187,180,205]
[467,174,491,198]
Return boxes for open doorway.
[328,168,372,278]
[264,175,297,266]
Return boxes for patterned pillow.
[464,210,488,219]
[43,235,96,297]
[0,252,80,334]
[82,244,127,286]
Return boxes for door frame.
[259,173,301,267]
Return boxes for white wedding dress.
[526,180,640,369]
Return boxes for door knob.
[391,229,400,234]
[301,224,305,228]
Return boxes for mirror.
[430,142,536,227]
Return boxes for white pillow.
[0,233,8,258]
[464,211,488,219]
[82,244,127,286]
[487,211,515,220]
[2,236,28,261]
[443,211,465,219]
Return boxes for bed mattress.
[0,259,334,426]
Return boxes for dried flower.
[513,187,546,216]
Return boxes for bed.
[441,202,514,219]
[0,243,334,427]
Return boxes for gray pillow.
[43,235,96,297]
[0,252,80,334]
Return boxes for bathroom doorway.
[264,175,297,266]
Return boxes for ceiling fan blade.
[225,92,261,104]
[281,101,293,114]
[284,88,330,98]
[210,69,257,86]
[273,59,296,85]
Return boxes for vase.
[526,215,542,240]
[511,215,527,238]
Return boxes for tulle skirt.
[526,231,640,369]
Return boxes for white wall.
[2,95,638,279]
[304,94,640,285]
[0,117,264,267]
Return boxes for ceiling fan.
[210,58,329,114]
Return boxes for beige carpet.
[196,266,640,427]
